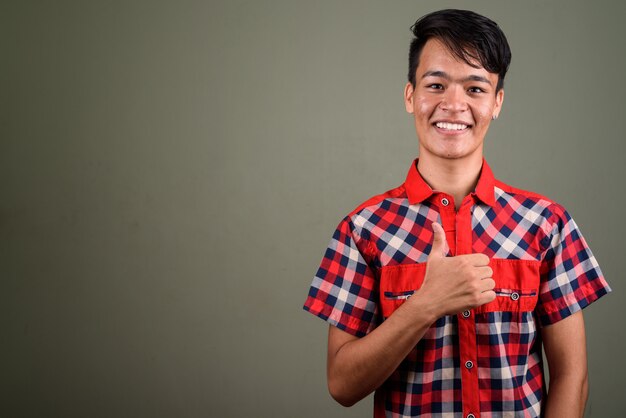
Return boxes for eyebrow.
[422,70,493,86]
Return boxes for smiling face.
[404,39,504,164]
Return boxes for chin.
[424,145,482,161]
[435,147,473,160]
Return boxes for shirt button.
[441,197,450,206]
[465,360,473,369]
[467,414,476,418]
[511,292,520,301]
[462,310,470,318]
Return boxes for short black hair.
[408,9,511,92]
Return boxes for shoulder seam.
[494,180,556,204]
[348,184,407,218]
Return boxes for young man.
[303,9,611,418]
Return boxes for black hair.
[408,9,511,92]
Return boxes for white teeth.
[436,122,468,130]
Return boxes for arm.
[327,290,438,406]
[541,310,588,418]
[327,223,496,406]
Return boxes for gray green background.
[2,1,624,417]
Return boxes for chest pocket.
[379,263,427,319]
[378,259,541,319]
[475,259,541,314]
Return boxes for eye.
[427,83,444,90]
[468,86,485,94]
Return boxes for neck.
[417,155,483,210]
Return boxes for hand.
[412,222,496,317]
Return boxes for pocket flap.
[379,263,427,319]
[475,259,541,313]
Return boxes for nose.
[440,86,468,112]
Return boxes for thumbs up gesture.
[429,221,450,259]
[413,222,496,317]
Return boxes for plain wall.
[2,1,624,417]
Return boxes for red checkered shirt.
[304,159,610,418]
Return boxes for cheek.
[415,97,436,120]
[473,104,495,125]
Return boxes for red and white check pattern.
[304,159,610,417]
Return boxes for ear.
[493,88,504,119]
[404,82,415,113]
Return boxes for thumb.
[429,222,449,259]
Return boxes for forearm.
[541,311,589,418]
[327,225,496,407]
[543,373,588,418]
[327,293,438,406]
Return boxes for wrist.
[404,288,440,324]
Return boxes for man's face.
[404,39,504,163]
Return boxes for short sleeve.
[535,206,611,326]
[303,216,380,337]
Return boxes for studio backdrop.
[2,1,624,417]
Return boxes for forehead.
[417,39,497,81]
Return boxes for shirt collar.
[405,158,496,207]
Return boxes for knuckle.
[471,293,482,306]
[469,281,481,293]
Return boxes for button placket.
[456,198,479,417]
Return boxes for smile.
[435,122,470,131]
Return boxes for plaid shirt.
[304,159,610,418]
